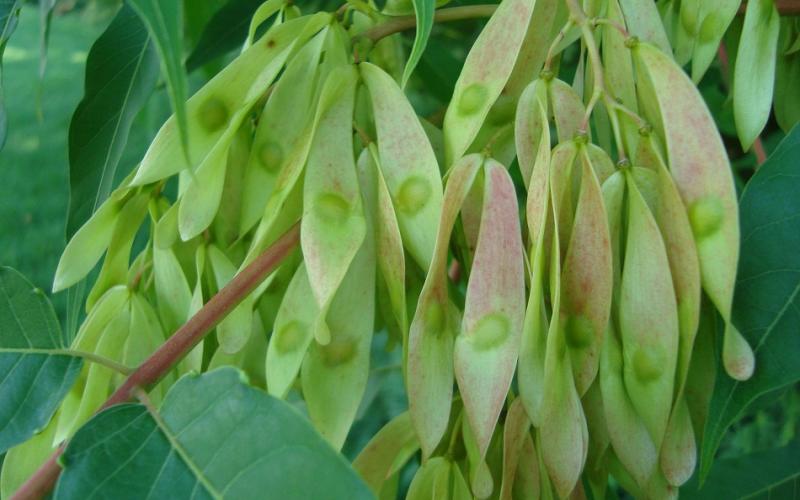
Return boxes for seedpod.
[548,78,589,144]
[207,244,254,354]
[515,78,549,188]
[498,399,531,500]
[353,412,419,496]
[407,154,483,458]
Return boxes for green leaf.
[0,0,21,150]
[401,0,435,87]
[699,125,800,480]
[185,0,266,72]
[66,4,159,238]
[128,0,189,161]
[0,267,82,454]
[684,442,800,499]
[55,368,373,499]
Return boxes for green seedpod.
[178,244,207,375]
[361,62,443,270]
[207,244,254,354]
[361,146,408,352]
[57,298,131,444]
[618,0,671,53]
[1,408,60,498]
[619,172,678,449]
[515,78,549,188]
[548,79,588,144]
[584,143,615,183]
[498,398,531,500]
[505,0,565,96]
[239,29,326,234]
[674,0,699,65]
[127,293,170,403]
[684,299,717,446]
[455,160,525,459]
[301,65,365,346]
[300,184,375,450]
[461,415,495,499]
[630,143,701,396]
[265,263,317,398]
[132,13,331,186]
[582,379,610,500]
[560,151,613,396]
[549,141,579,260]
[442,0,534,165]
[599,321,660,491]
[734,0,780,150]
[209,314,269,389]
[153,202,179,250]
[353,412,419,496]
[152,218,192,335]
[774,20,800,133]
[511,433,540,500]
[86,192,150,310]
[690,0,739,82]
[407,154,483,458]
[211,122,252,247]
[603,0,638,112]
[52,195,123,292]
[244,0,287,48]
[659,395,696,486]
[517,118,553,426]
[633,41,754,381]
[602,171,625,309]
[407,457,451,500]
[456,170,483,271]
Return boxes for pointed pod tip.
[723,324,756,381]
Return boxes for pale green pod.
[211,123,251,247]
[734,0,780,150]
[301,65,365,346]
[239,30,326,234]
[659,395,696,486]
[674,0,699,65]
[549,141,579,259]
[300,184,375,450]
[207,244,253,354]
[560,151,613,396]
[455,160,525,459]
[86,192,149,310]
[179,244,206,375]
[450,462,472,500]
[602,171,625,310]
[511,433,540,500]
[603,0,637,112]
[517,120,553,426]
[548,78,587,144]
[618,0,671,53]
[1,408,60,498]
[461,415,495,499]
[582,379,610,500]
[152,240,192,335]
[361,62,444,270]
[153,201,179,249]
[599,322,660,490]
[633,41,754,381]
[539,247,589,499]
[265,263,317,398]
[407,457,451,500]
[70,285,130,352]
[514,78,549,188]
[209,313,269,389]
[498,399,531,500]
[407,154,483,458]
[584,143,615,183]
[353,412,419,496]
[505,0,564,96]
[457,171,483,270]
[442,0,534,165]
[630,142,701,395]
[244,0,286,48]
[619,173,678,449]
[362,146,408,349]
[132,13,331,186]
[690,0,739,82]
[53,195,122,293]
[127,293,169,404]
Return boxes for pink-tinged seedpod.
[515,79,549,188]
[560,148,613,396]
[455,160,525,460]
[131,14,331,186]
[498,399,531,500]
[361,62,443,271]
[602,0,638,112]
[632,41,755,381]
[353,412,419,496]
[505,0,565,96]
[301,65,366,345]
[518,121,554,427]
[406,457,453,500]
[620,171,679,450]
[512,433,541,499]
[408,154,483,458]
[442,0,534,165]
[548,79,588,144]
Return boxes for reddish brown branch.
[11,223,301,500]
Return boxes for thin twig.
[360,5,498,43]
[11,223,301,500]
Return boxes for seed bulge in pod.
[633,347,666,382]
[469,313,511,351]
[273,320,307,353]
[198,96,229,132]
[321,338,358,367]
[258,141,283,171]
[688,196,724,238]
[459,84,488,115]
[314,193,351,225]
[564,314,595,349]
[396,176,432,214]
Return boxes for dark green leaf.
[0,0,21,150]
[416,40,461,103]
[128,0,189,161]
[66,4,159,238]
[700,124,800,479]
[0,267,82,454]
[401,0,435,87]
[185,0,265,73]
[684,442,800,499]
[37,0,54,80]
[56,368,374,499]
